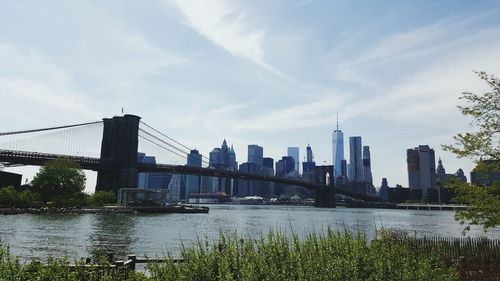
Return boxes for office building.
[287,147,300,173]
[332,115,344,177]
[362,146,373,184]
[248,145,263,167]
[185,149,202,199]
[137,152,172,189]
[407,145,436,196]
[349,136,364,182]
[302,144,316,182]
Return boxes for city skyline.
[2,0,499,191]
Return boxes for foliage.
[148,229,457,281]
[445,178,500,232]
[87,191,116,206]
[443,71,499,160]
[31,158,86,203]
[443,71,500,231]
[0,186,42,208]
[0,229,459,281]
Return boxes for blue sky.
[1,0,500,192]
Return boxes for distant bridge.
[0,115,384,207]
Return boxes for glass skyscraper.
[332,117,344,177]
[349,136,364,182]
[287,147,299,173]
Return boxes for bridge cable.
[139,128,195,159]
[0,121,103,136]
[139,121,210,162]
[138,134,188,160]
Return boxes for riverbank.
[0,206,135,215]
[0,205,209,215]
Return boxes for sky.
[1,0,500,192]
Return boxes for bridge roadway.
[0,149,383,202]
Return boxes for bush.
[0,186,42,208]
[88,191,116,206]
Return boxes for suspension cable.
[139,121,210,162]
[0,121,102,136]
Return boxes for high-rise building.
[275,156,295,177]
[209,148,222,168]
[238,162,260,197]
[349,136,364,182]
[341,160,347,178]
[436,157,446,183]
[137,152,172,189]
[248,145,263,167]
[379,178,389,200]
[306,144,313,162]
[455,169,467,182]
[302,144,316,182]
[332,115,344,177]
[262,157,275,197]
[185,149,202,199]
[362,146,373,184]
[407,145,436,196]
[228,145,238,171]
[287,147,300,173]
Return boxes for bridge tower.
[96,114,141,194]
[314,165,336,208]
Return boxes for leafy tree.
[31,158,86,202]
[443,71,500,231]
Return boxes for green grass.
[1,228,459,281]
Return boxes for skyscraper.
[248,145,263,167]
[349,136,364,182]
[332,114,344,177]
[185,149,202,199]
[302,144,316,182]
[362,146,373,184]
[287,147,299,173]
[407,145,436,196]
[306,144,313,162]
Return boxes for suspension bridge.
[0,115,383,207]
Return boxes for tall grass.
[148,228,458,281]
[1,228,460,281]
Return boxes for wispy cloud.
[172,0,289,79]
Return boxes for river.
[1,205,499,261]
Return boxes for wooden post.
[128,255,137,271]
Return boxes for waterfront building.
[185,149,202,199]
[406,145,436,197]
[248,145,263,167]
[332,115,344,177]
[348,136,364,182]
[287,147,300,173]
[362,146,373,184]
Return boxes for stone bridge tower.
[96,114,140,194]
[314,165,335,208]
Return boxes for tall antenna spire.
[336,112,339,130]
